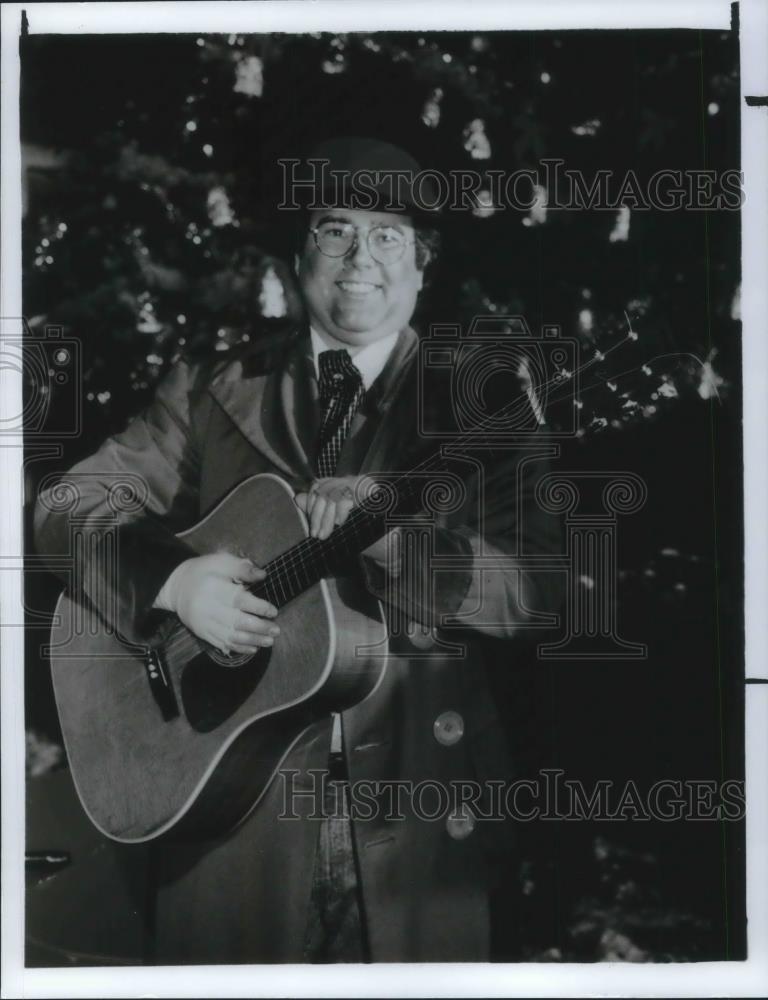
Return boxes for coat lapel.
[280,337,320,477]
[356,325,420,474]
[207,333,316,483]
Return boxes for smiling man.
[299,209,425,342]
[34,136,563,964]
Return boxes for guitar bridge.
[143,648,179,721]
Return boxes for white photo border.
[2,1,766,997]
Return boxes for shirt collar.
[309,325,399,392]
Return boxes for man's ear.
[294,252,301,273]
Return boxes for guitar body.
[49,474,388,844]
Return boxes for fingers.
[232,629,277,649]
[336,496,354,525]
[294,487,321,523]
[221,638,268,656]
[207,552,266,584]
[234,612,280,639]
[300,480,359,539]
[318,499,337,540]
[227,641,263,655]
[233,558,266,584]
[309,494,328,539]
[317,493,355,539]
[236,590,278,619]
[212,616,280,656]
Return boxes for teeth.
[338,281,378,292]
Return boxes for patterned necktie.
[316,350,365,477]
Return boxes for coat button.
[446,807,476,840]
[433,711,464,746]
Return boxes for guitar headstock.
[538,312,725,442]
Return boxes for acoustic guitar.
[49,471,403,844]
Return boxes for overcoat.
[34,324,563,963]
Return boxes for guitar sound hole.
[180,648,271,733]
[208,648,253,668]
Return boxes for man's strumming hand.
[153,553,280,657]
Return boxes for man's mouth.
[336,280,382,296]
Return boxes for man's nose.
[346,232,376,267]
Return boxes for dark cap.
[291,136,442,220]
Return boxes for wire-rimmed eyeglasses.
[309,220,416,264]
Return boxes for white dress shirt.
[309,325,399,391]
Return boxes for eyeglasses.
[309,220,415,264]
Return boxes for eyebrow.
[314,214,407,232]
[315,214,354,227]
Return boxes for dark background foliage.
[21,26,744,962]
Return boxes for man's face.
[297,208,424,347]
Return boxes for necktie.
[316,349,365,477]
